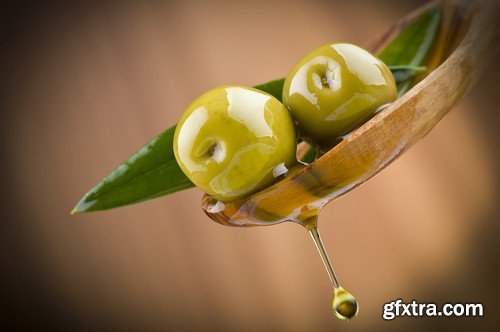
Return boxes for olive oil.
[307,221,358,321]
[332,287,358,320]
[203,191,359,320]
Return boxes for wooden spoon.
[202,0,499,227]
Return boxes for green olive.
[173,86,297,202]
[283,43,397,148]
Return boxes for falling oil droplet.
[307,225,358,321]
[332,287,359,320]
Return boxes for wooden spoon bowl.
[202,0,499,227]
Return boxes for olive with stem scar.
[174,85,297,203]
[283,43,397,149]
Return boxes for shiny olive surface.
[283,43,397,148]
[174,86,297,203]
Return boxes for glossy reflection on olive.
[173,86,297,202]
[283,43,397,148]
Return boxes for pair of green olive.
[173,43,397,202]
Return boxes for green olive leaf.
[254,78,285,101]
[300,146,318,164]
[389,65,427,83]
[72,126,193,213]
[379,7,441,95]
[73,6,440,213]
[72,83,285,213]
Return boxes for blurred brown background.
[1,0,499,331]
